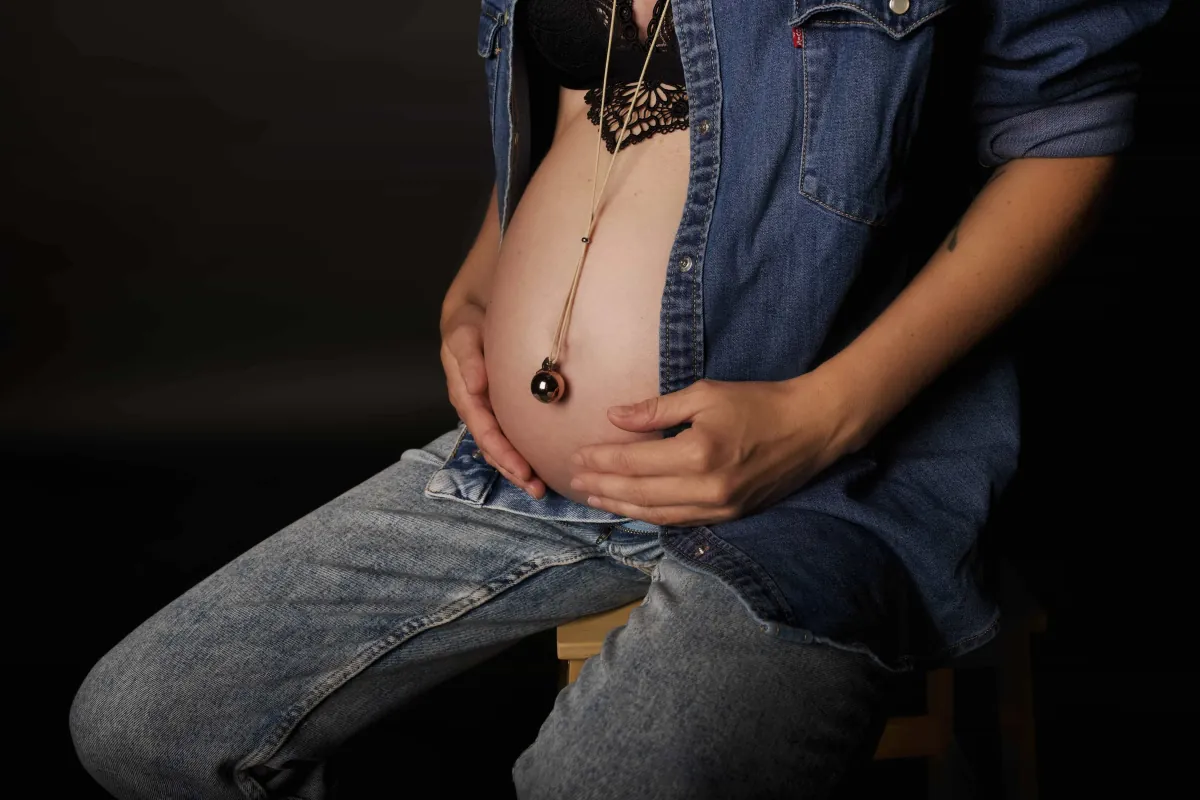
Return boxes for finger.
[570,472,721,509]
[606,382,708,432]
[441,348,531,482]
[451,390,532,482]
[482,449,546,499]
[462,405,533,484]
[444,326,488,395]
[481,448,546,499]
[583,495,729,528]
[572,433,699,477]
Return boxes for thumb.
[608,385,703,431]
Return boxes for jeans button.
[698,119,710,135]
[888,0,910,14]
[679,255,694,272]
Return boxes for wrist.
[795,356,879,458]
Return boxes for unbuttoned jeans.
[70,427,894,799]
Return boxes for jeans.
[70,427,894,799]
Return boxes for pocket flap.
[478,1,507,58]
[790,0,953,39]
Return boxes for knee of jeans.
[511,739,561,800]
[70,655,139,797]
[70,647,220,800]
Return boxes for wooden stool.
[556,564,1046,800]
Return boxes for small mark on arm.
[945,166,1009,252]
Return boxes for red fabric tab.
[792,26,804,48]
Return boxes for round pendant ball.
[531,369,565,403]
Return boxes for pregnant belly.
[483,101,689,505]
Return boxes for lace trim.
[584,0,688,152]
[592,0,677,53]
[585,81,690,153]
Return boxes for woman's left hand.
[568,374,863,527]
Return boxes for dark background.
[1,2,1193,798]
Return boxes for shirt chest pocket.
[792,0,954,226]
[477,1,508,125]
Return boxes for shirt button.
[697,119,710,135]
[888,0,910,14]
[678,255,694,272]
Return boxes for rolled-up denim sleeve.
[972,0,1171,166]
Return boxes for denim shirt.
[427,0,1168,671]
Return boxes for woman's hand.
[440,302,546,498]
[567,374,862,526]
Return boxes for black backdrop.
[1,2,1194,798]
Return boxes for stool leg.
[997,627,1039,800]
[927,669,955,800]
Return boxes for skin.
[443,0,685,504]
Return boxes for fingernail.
[609,405,632,416]
[570,477,583,490]
[586,496,601,507]
[571,452,584,466]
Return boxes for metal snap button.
[698,119,710,135]
[679,255,694,272]
[695,543,710,557]
[888,0,910,14]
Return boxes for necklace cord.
[548,0,673,366]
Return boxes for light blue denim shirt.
[427,0,1168,670]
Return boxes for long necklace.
[530,0,674,404]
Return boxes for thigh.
[70,427,654,800]
[512,556,894,800]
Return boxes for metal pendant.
[531,357,565,404]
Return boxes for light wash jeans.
[70,427,893,799]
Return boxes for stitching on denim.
[933,608,1000,661]
[233,548,605,798]
[691,526,795,618]
[477,2,504,57]
[801,185,884,226]
[692,0,720,387]
[799,33,810,208]
[808,19,874,27]
[806,632,914,673]
[789,2,953,41]
[609,522,661,536]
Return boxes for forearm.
[440,184,502,330]
[810,155,1117,452]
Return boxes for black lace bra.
[520,0,689,152]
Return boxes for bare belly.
[483,93,689,505]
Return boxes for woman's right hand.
[440,302,546,499]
